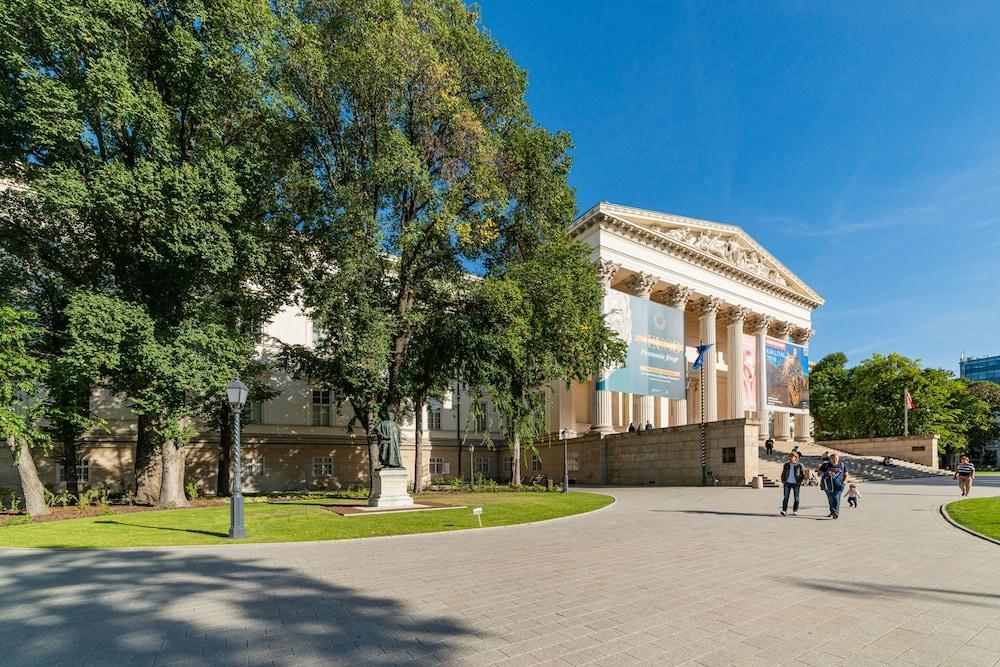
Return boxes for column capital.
[769,320,794,338]
[721,304,751,325]
[791,327,815,345]
[594,259,620,287]
[746,313,773,335]
[697,296,723,317]
[622,271,658,298]
[657,284,694,309]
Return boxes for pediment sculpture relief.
[663,226,787,286]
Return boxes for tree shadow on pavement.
[654,509,828,520]
[93,519,229,537]
[0,548,482,665]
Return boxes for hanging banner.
[742,333,757,411]
[765,337,809,413]
[597,290,686,399]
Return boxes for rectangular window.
[243,399,264,424]
[474,401,488,432]
[427,401,442,430]
[504,456,513,474]
[244,457,265,476]
[475,456,490,474]
[56,458,90,483]
[312,457,334,476]
[568,452,580,472]
[429,457,445,475]
[312,327,327,347]
[722,447,736,464]
[532,454,542,472]
[312,389,331,426]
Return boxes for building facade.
[2,203,822,494]
[960,354,1000,384]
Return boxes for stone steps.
[757,445,949,483]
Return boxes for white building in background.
[4,202,822,494]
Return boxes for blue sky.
[478,1,1000,373]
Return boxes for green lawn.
[0,492,613,549]
[944,496,1000,541]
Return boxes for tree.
[808,352,850,440]
[276,0,618,485]
[0,308,50,516]
[1,0,299,504]
[966,381,1000,465]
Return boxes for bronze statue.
[376,414,403,468]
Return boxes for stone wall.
[816,435,939,468]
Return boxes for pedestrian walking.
[819,453,849,519]
[844,484,861,508]
[954,455,976,496]
[779,451,805,516]
[765,437,774,455]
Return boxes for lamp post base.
[229,493,246,539]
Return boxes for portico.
[559,203,823,442]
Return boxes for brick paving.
[1,476,999,666]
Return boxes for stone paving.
[2,476,999,666]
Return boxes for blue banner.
[597,291,686,399]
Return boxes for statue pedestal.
[368,468,414,509]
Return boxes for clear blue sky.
[478,1,1000,373]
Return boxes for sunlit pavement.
[2,476,999,666]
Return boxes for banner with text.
[765,337,809,413]
[597,291,686,399]
[742,333,758,411]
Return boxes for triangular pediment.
[573,203,823,306]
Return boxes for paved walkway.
[2,477,999,667]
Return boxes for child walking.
[844,484,861,508]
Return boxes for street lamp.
[468,441,475,486]
[226,378,249,539]
[560,429,575,493]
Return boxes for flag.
[692,343,714,372]
[904,390,915,410]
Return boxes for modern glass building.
[960,354,1000,384]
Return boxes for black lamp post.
[226,378,248,539]
[560,429,573,493]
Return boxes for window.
[427,401,442,430]
[475,456,490,474]
[429,457,449,475]
[56,458,90,483]
[243,399,264,424]
[312,327,328,347]
[312,389,331,426]
[474,401,488,432]
[504,456,513,474]
[531,454,542,472]
[722,447,736,464]
[312,457,334,476]
[567,452,580,472]
[244,457,265,476]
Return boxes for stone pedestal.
[368,467,414,509]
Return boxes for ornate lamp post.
[560,429,572,493]
[226,378,249,539]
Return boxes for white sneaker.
[792,511,798,516]
[780,510,786,516]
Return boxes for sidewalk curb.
[939,502,1000,546]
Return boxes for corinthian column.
[697,296,722,422]
[791,327,815,442]
[624,272,658,427]
[747,314,773,439]
[724,305,750,420]
[592,259,619,433]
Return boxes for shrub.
[184,481,201,500]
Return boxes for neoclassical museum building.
[3,202,822,493]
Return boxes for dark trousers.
[848,496,858,508]
[782,483,800,512]
[825,484,844,515]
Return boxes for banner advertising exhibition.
[597,290,686,399]
[765,336,810,413]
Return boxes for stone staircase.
[756,440,950,484]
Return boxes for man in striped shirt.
[954,455,976,496]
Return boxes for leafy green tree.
[0,308,49,515]
[966,381,1000,465]
[1,0,299,503]
[277,0,620,485]
[809,352,850,440]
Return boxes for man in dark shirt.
[819,453,849,519]
[779,452,805,516]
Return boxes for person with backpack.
[818,453,849,519]
[779,451,806,516]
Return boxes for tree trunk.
[5,434,49,516]
[217,403,232,497]
[134,413,160,504]
[413,393,426,493]
[511,432,521,486]
[158,438,189,507]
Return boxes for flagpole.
[699,339,707,487]
[903,389,909,437]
